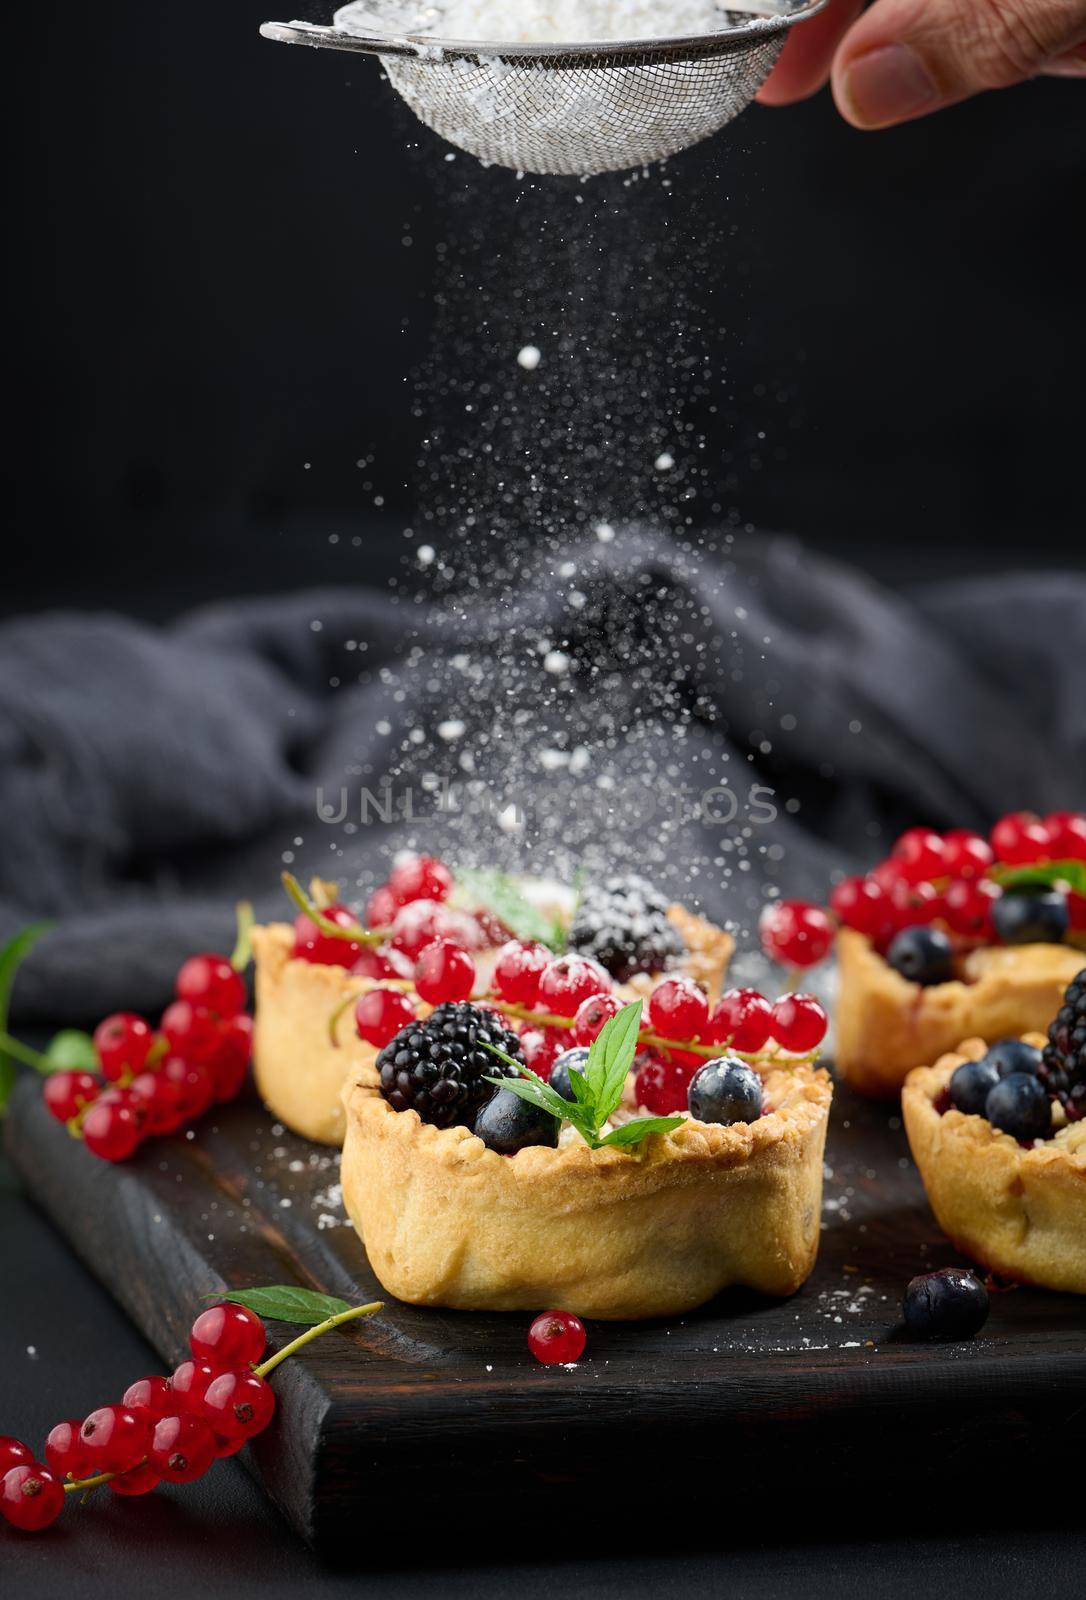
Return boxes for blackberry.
[376,1002,523,1128]
[568,873,683,982]
[1040,968,1086,1120]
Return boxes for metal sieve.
[260,2,826,176]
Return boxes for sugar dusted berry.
[528,1309,586,1366]
[568,873,682,982]
[537,954,610,1017]
[175,953,246,1018]
[710,989,773,1052]
[201,1370,276,1442]
[80,1405,150,1475]
[647,977,709,1039]
[1,1463,65,1532]
[43,1070,100,1124]
[519,1028,561,1080]
[991,811,1051,865]
[414,938,476,1005]
[760,900,835,969]
[493,940,551,1006]
[365,884,398,928]
[93,1012,154,1081]
[388,854,454,906]
[770,993,827,1052]
[634,1052,695,1115]
[390,899,483,960]
[688,1057,763,1125]
[355,987,416,1049]
[190,1301,266,1369]
[571,991,620,1046]
[150,1414,217,1483]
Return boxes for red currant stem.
[280,873,386,948]
[146,1033,169,1069]
[254,1301,384,1379]
[63,1465,132,1494]
[0,1028,50,1073]
[781,968,801,995]
[231,900,255,972]
[327,990,358,1046]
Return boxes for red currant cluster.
[42,948,253,1162]
[761,811,1086,966]
[291,855,486,974]
[0,1302,273,1533]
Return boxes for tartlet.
[834,928,1083,1098]
[253,902,734,1146]
[902,1036,1086,1294]
[340,1055,832,1320]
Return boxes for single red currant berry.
[79,1405,150,1475]
[759,901,835,969]
[167,1358,218,1414]
[149,1414,217,1483]
[870,857,908,892]
[634,1053,696,1114]
[129,1069,186,1135]
[770,993,828,1052]
[991,811,1052,865]
[109,1461,162,1497]
[190,1302,266,1370]
[93,1012,154,1082]
[891,828,948,884]
[527,1310,586,1366]
[519,1028,560,1079]
[81,1097,144,1161]
[355,987,416,1049]
[828,875,889,937]
[387,855,454,907]
[214,1433,245,1458]
[0,1437,34,1477]
[390,900,483,960]
[414,939,476,1005]
[44,1420,89,1481]
[493,940,551,1006]
[944,878,1001,939]
[292,904,365,966]
[365,885,398,929]
[710,990,773,1052]
[159,1055,216,1123]
[122,1376,175,1425]
[941,829,995,880]
[647,977,710,1040]
[350,945,413,982]
[42,1070,101,1124]
[571,992,621,1046]
[537,955,610,1017]
[201,1370,276,1442]
[1,1463,65,1531]
[1044,811,1086,861]
[888,877,941,929]
[160,1000,222,1065]
[175,952,246,1018]
[207,1012,254,1104]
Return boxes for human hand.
[758,0,1086,128]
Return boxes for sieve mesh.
[261,3,824,176]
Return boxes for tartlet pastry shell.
[340,1061,831,1320]
[253,907,734,1146]
[834,928,1083,1099]
[902,1038,1086,1294]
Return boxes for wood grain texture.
[6,1073,1084,1553]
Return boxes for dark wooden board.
[6,1071,1085,1554]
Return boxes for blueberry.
[984,1072,1052,1142]
[984,1038,1043,1079]
[886,926,955,986]
[688,1057,763,1125]
[549,1048,589,1103]
[903,1268,989,1340]
[991,890,1069,945]
[473,1088,559,1154]
[949,1057,1000,1116]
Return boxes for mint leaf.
[455,868,566,951]
[0,924,52,1115]
[42,1030,97,1074]
[210,1285,352,1325]
[599,1115,685,1149]
[991,859,1086,898]
[585,1000,643,1127]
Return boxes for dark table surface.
[3,1138,1083,1595]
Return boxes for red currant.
[0,1437,33,1476]
[79,1405,149,1475]
[167,1358,218,1414]
[365,885,398,929]
[160,1056,215,1123]
[888,877,940,929]
[390,900,482,960]
[81,1097,144,1161]
[942,829,994,880]
[634,1053,696,1114]
[350,945,412,982]
[571,991,621,1046]
[149,1414,216,1483]
[109,1461,161,1496]
[208,1012,254,1103]
[710,989,773,1052]
[93,1012,154,1082]
[647,977,709,1040]
[870,858,907,892]
[43,1420,88,1481]
[944,878,1001,939]
[527,1310,586,1366]
[129,1069,185,1135]
[1,1463,65,1531]
[189,1302,266,1370]
[122,1376,174,1424]
[891,828,947,884]
[1044,811,1086,860]
[759,900,835,968]
[387,855,454,907]
[991,811,1051,865]
[828,875,889,937]
[214,1433,246,1458]
[292,904,365,966]
[493,940,551,1006]
[770,993,828,1052]
[414,939,476,1005]
[1068,891,1086,933]
[537,955,610,1017]
[42,1070,100,1124]
[519,1028,561,1078]
[201,1370,276,1442]
[354,987,416,1049]
[160,1000,221,1065]
[175,953,246,1017]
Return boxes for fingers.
[831,0,1086,128]
[756,0,864,106]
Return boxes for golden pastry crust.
[253,905,734,1146]
[340,1060,831,1320]
[834,928,1083,1098]
[902,1037,1086,1293]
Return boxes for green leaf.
[0,923,52,1115]
[585,1000,643,1127]
[42,1029,98,1074]
[599,1115,686,1149]
[483,1072,587,1133]
[990,859,1086,898]
[455,868,565,950]
[210,1285,353,1325]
